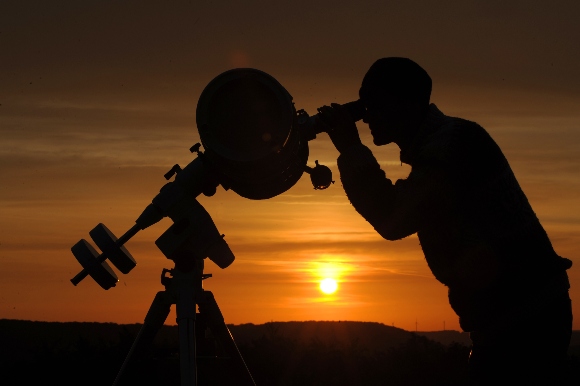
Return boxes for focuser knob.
[304,160,334,190]
[189,143,202,154]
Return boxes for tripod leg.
[176,291,197,386]
[112,291,172,386]
[199,291,256,386]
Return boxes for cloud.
[2,1,579,99]
[1,0,579,328]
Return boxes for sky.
[1,1,579,331]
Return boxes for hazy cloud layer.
[1,1,579,330]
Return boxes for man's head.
[359,58,432,147]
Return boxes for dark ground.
[1,319,578,385]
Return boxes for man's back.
[322,57,572,383]
[337,104,571,330]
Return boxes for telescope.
[70,68,365,289]
[69,68,365,385]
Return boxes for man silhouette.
[318,57,573,385]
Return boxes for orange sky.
[1,1,579,331]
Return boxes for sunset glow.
[320,278,338,294]
[0,1,578,332]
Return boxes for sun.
[319,278,338,294]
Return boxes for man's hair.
[359,57,432,105]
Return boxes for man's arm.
[318,102,437,240]
[337,144,435,240]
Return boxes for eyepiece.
[341,100,366,122]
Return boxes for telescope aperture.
[197,68,309,200]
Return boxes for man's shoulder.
[436,113,489,142]
[418,112,502,167]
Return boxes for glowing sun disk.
[320,278,338,294]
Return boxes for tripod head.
[70,68,365,290]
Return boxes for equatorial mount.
[69,67,366,385]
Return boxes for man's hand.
[317,103,362,154]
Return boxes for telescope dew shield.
[196,68,309,200]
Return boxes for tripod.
[112,259,256,386]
